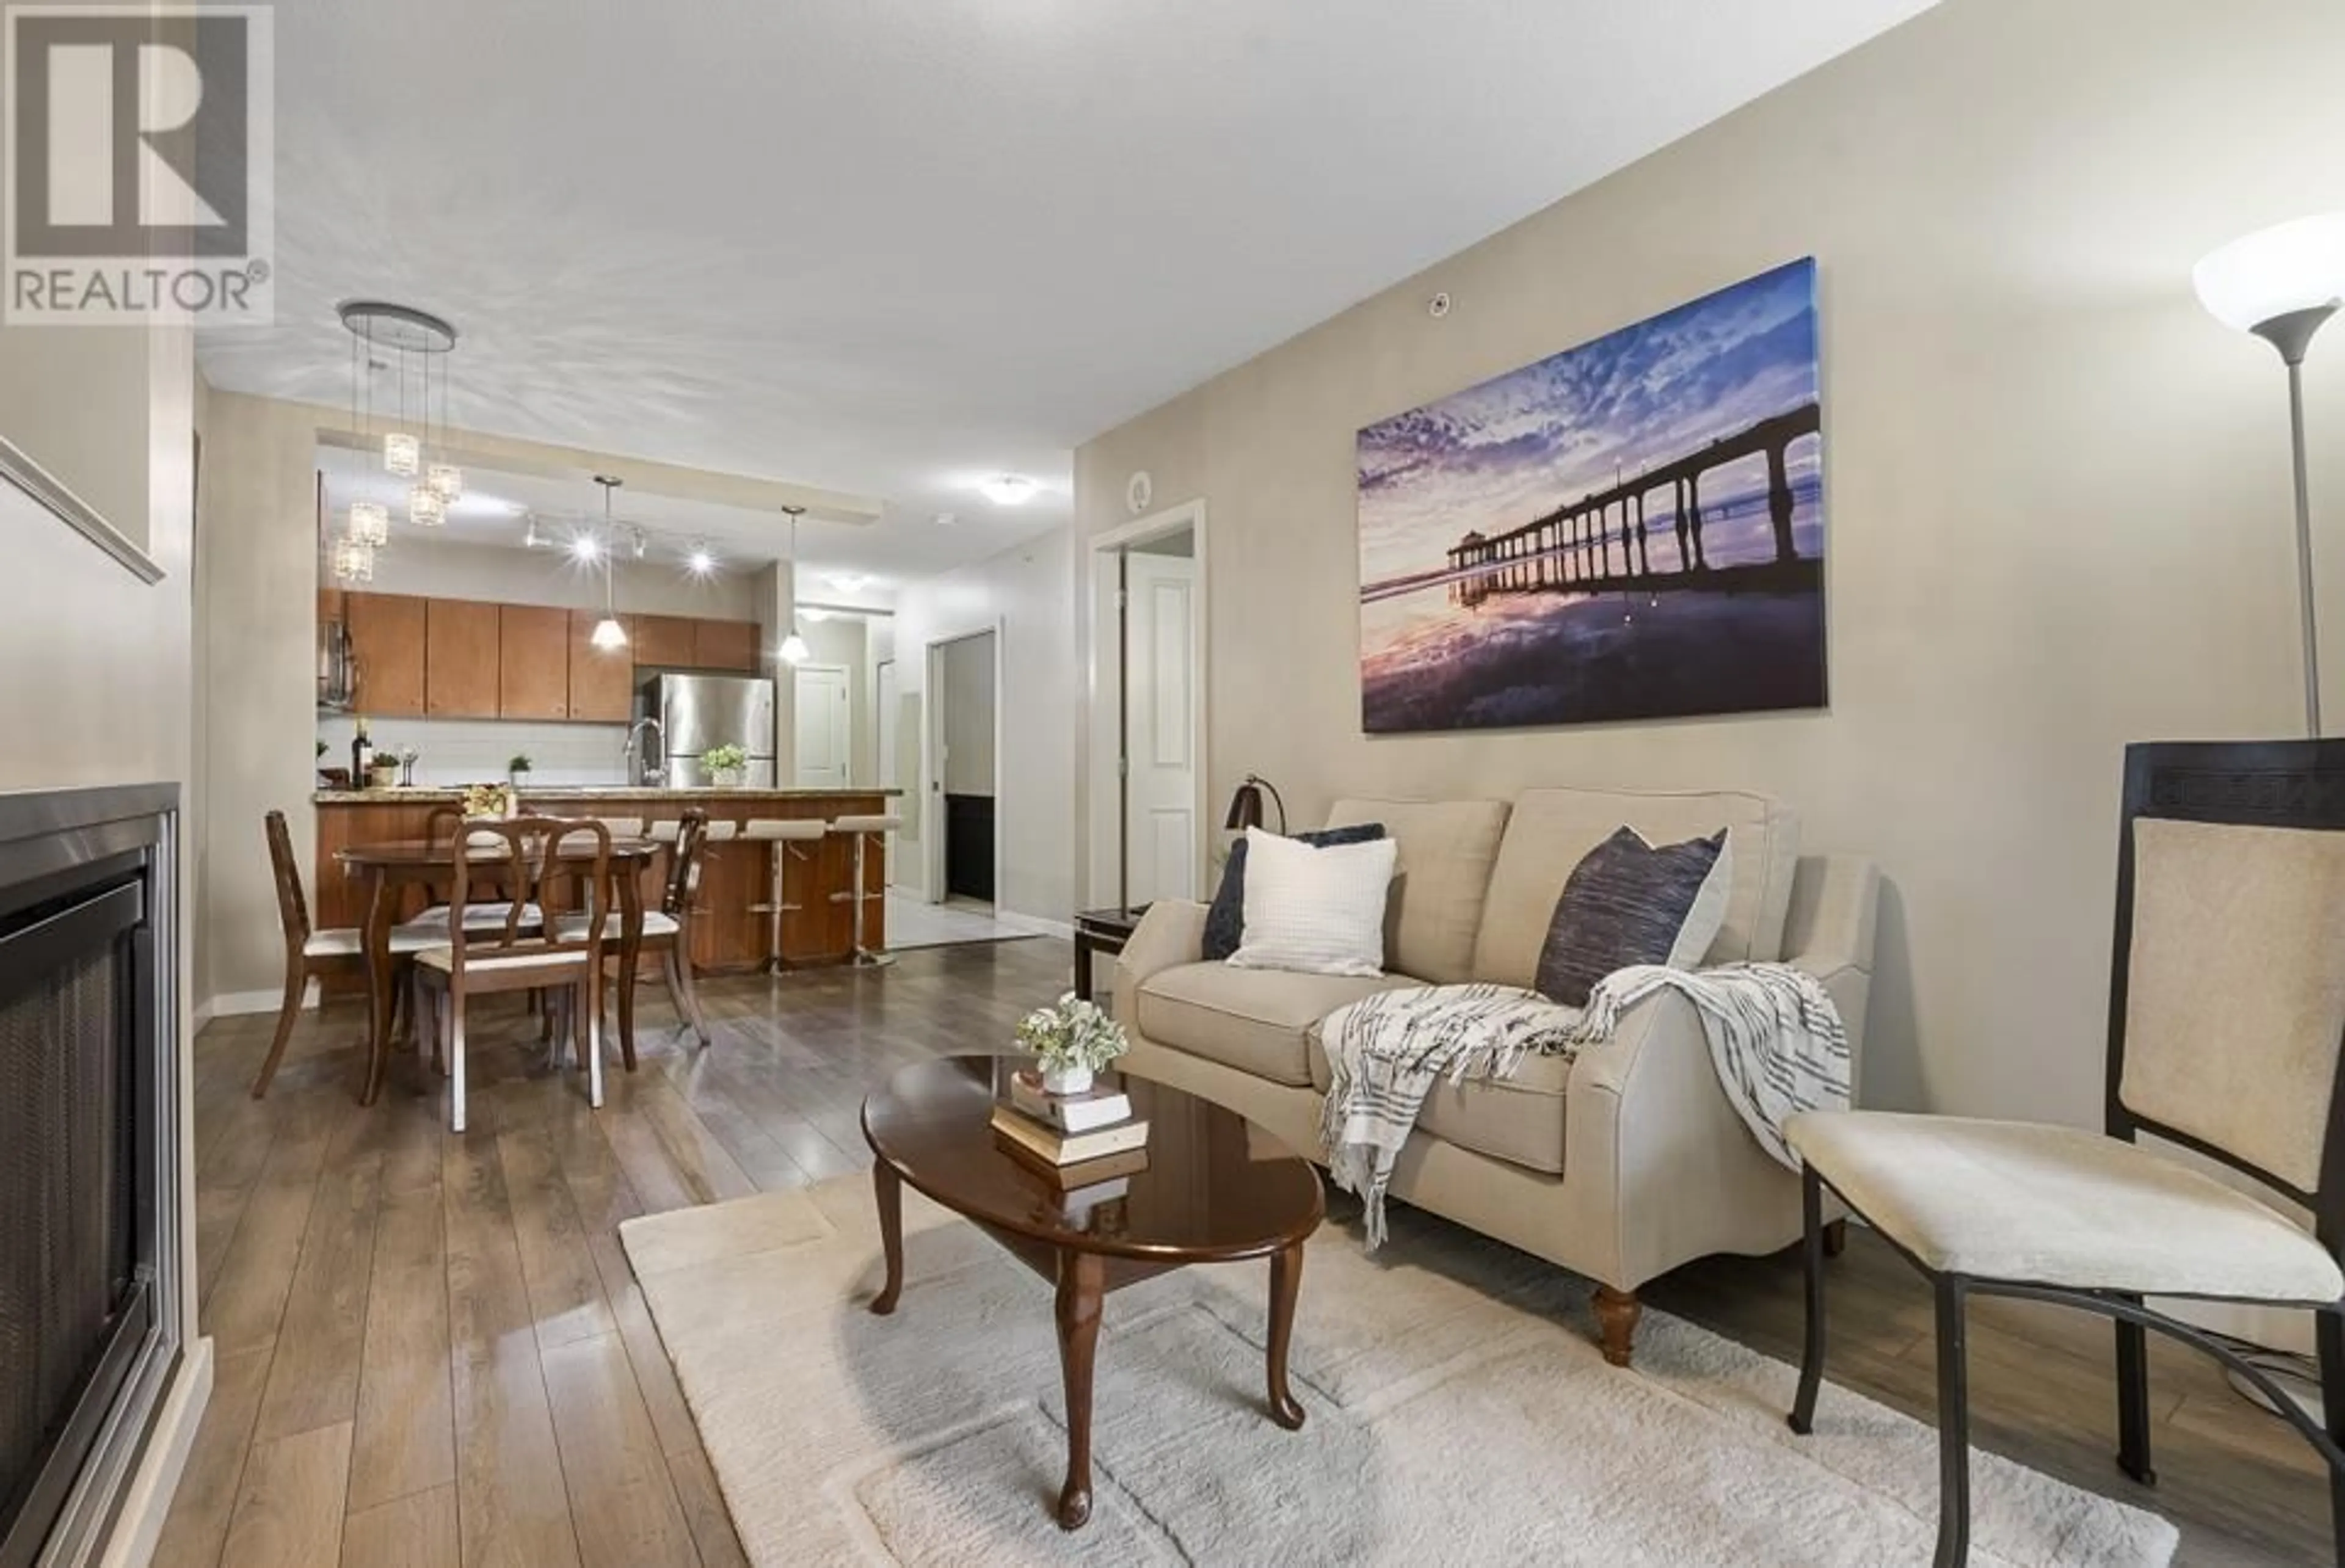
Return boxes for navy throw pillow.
[1535,827,1727,1006]
[1202,823,1386,960]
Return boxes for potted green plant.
[507,752,532,788]
[1015,992,1130,1095]
[702,742,747,788]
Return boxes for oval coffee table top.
[862,1055,1325,1265]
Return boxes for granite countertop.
[314,785,903,804]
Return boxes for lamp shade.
[779,630,810,665]
[2193,214,2345,334]
[590,615,628,650]
[1224,780,1263,832]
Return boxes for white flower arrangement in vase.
[1015,992,1129,1095]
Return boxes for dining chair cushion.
[304,925,444,958]
[831,815,901,834]
[415,947,592,974]
[410,901,545,932]
[550,910,680,940]
[1787,1110,2344,1302]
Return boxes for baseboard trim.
[97,1335,212,1568]
[995,912,1073,941]
[199,982,316,1023]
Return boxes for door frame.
[1086,498,1209,909]
[921,620,1005,908]
[790,662,852,788]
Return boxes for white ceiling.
[204,0,1936,587]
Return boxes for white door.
[793,665,851,788]
[1122,552,1201,903]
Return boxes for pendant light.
[590,476,630,650]
[779,504,810,665]
[347,499,389,548]
[331,534,375,583]
[426,345,463,500]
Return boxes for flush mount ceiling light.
[978,474,1037,506]
[779,504,810,665]
[338,299,459,496]
[346,499,389,548]
[589,476,629,650]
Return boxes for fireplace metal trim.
[0,784,181,1568]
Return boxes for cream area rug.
[619,1176,2178,1567]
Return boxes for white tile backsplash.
[318,715,633,786]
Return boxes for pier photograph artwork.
[1356,257,1826,733]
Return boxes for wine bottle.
[351,716,372,784]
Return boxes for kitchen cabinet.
[693,617,761,672]
[425,598,502,717]
[568,610,635,722]
[498,605,571,719]
[343,591,427,717]
[632,614,696,668]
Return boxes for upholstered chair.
[1785,739,2345,1567]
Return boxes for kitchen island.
[313,786,899,978]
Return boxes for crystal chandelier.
[340,300,459,504]
[347,500,389,548]
[383,430,418,477]
[331,534,376,583]
[409,483,446,528]
[427,462,463,502]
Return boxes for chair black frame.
[1786,739,2345,1567]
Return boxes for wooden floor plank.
[149,1346,271,1568]
[442,1102,585,1568]
[219,1420,354,1568]
[496,1116,619,1349]
[341,1484,461,1568]
[255,1109,390,1442]
[663,1443,750,1568]
[348,1180,456,1513]
[201,1087,352,1356]
[539,1334,699,1568]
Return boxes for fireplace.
[0,787,180,1568]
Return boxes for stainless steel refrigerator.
[636,673,777,787]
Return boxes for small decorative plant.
[702,742,747,786]
[1016,992,1129,1095]
[506,752,532,784]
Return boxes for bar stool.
[742,818,826,970]
[827,813,901,967]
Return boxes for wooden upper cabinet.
[632,614,696,669]
[694,617,761,672]
[343,591,427,717]
[567,611,636,722]
[497,605,570,719]
[424,598,501,717]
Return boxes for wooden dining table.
[335,835,660,1105]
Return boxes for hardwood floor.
[170,937,2327,1566]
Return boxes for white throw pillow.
[1228,827,1398,978]
[1669,829,1736,970]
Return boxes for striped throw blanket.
[1318,964,1848,1249]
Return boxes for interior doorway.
[792,663,851,787]
[1088,501,1208,910]
[923,626,1001,913]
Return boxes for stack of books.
[990,1069,1149,1188]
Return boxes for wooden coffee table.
[861,1056,1325,1530]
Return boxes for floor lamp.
[2194,212,2345,736]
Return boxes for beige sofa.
[1113,785,1880,1368]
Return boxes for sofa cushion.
[1307,1029,1574,1175]
[1137,963,1419,1087]
[1535,827,1729,1005]
[1474,787,1800,989]
[1323,797,1510,984]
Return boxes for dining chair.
[1784,739,2345,1567]
[410,803,545,934]
[412,816,613,1133]
[252,808,443,1099]
[554,807,713,1047]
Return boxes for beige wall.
[939,631,997,796]
[1074,0,2345,1128]
[895,529,1074,920]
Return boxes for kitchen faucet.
[624,717,666,786]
